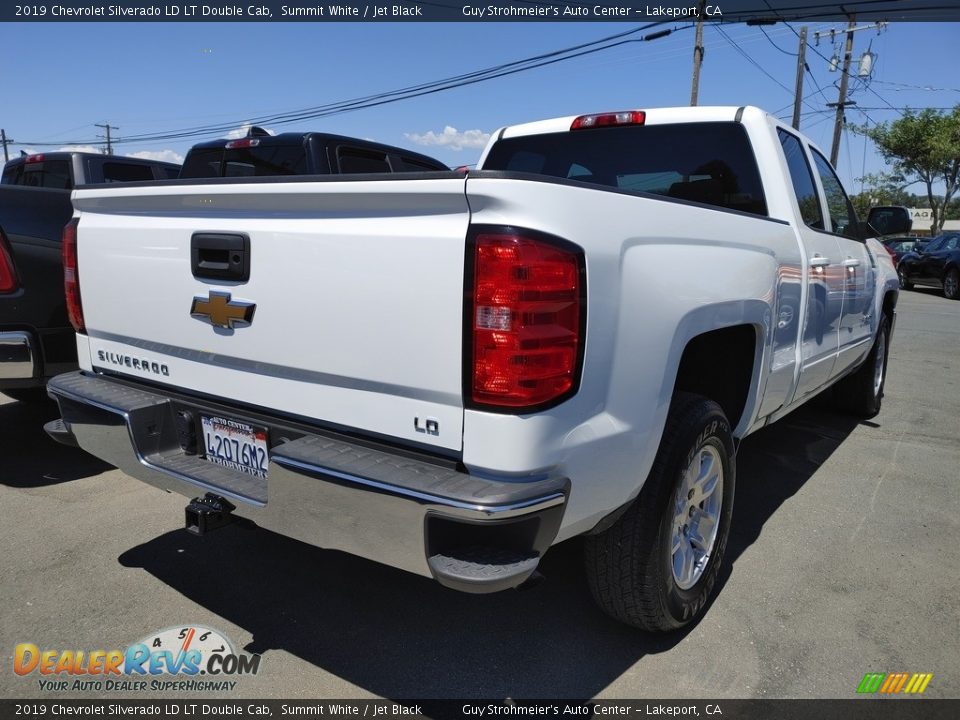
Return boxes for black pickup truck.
[1,134,448,402]
[178,127,449,177]
[0,152,180,401]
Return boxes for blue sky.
[1,20,957,193]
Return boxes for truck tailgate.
[71,177,469,452]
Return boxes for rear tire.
[898,267,913,291]
[833,314,890,418]
[944,268,959,300]
[584,393,735,631]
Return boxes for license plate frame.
[200,414,270,480]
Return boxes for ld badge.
[190,291,256,330]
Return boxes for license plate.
[200,415,269,480]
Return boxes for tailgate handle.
[191,233,250,282]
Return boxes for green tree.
[855,106,960,234]
[850,173,917,220]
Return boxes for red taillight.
[571,111,646,130]
[0,228,19,293]
[62,218,85,333]
[469,229,583,409]
[25,153,45,164]
[225,138,260,149]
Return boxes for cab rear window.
[484,122,767,217]
[181,145,307,178]
[1,160,73,189]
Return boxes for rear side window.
[180,145,307,178]
[101,162,155,183]
[5,160,72,189]
[1,164,23,184]
[337,147,391,174]
[483,122,767,216]
[777,129,824,230]
[224,145,306,177]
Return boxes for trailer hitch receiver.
[185,493,236,536]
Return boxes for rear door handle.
[809,255,831,268]
[842,258,861,268]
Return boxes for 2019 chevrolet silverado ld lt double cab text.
[45,107,908,631]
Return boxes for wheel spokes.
[671,444,724,590]
[673,539,696,588]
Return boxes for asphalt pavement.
[1,288,957,701]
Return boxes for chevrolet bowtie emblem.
[190,291,256,329]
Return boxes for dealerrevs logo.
[14,625,260,693]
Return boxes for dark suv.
[896,232,960,299]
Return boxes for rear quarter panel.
[463,175,800,539]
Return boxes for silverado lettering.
[96,350,169,377]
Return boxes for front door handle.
[842,258,861,268]
[809,255,831,268]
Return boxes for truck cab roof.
[180,131,449,178]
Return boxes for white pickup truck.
[46,106,908,631]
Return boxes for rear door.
[776,128,843,400]
[72,176,470,452]
[921,234,959,282]
[807,148,876,377]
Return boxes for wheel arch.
[663,302,768,439]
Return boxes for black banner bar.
[3,0,960,23]
[3,700,960,720]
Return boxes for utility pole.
[95,123,118,155]
[690,0,707,106]
[0,129,12,163]
[829,17,856,167]
[791,27,808,130]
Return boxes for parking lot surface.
[1,288,957,700]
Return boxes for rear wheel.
[898,266,913,291]
[833,314,890,418]
[944,268,959,300]
[584,393,735,631]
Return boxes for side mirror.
[865,206,913,238]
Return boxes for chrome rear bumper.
[0,331,35,380]
[47,371,568,592]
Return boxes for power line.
[872,79,960,93]
[759,24,797,56]
[714,24,824,116]
[841,106,957,111]
[18,22,686,148]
